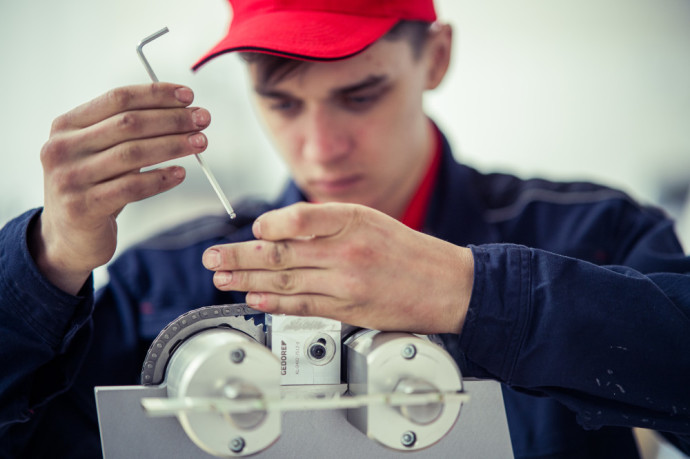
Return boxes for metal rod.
[136,27,169,82]
[136,27,236,219]
[141,390,469,417]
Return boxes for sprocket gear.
[140,303,264,385]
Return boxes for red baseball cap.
[192,0,436,70]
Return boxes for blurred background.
[0,1,688,456]
[1,0,689,250]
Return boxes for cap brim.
[193,11,398,71]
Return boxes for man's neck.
[398,119,441,230]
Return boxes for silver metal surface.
[394,377,444,425]
[345,330,464,451]
[99,311,513,457]
[141,387,469,417]
[164,328,280,456]
[268,315,342,385]
[136,27,169,82]
[141,304,264,385]
[96,379,514,458]
[136,28,237,220]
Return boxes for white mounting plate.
[95,379,514,458]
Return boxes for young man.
[1,0,688,457]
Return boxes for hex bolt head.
[401,430,417,448]
[230,348,245,364]
[229,436,246,453]
[401,344,417,360]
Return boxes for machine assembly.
[95,304,514,458]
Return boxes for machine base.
[95,379,514,458]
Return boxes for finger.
[253,202,364,241]
[244,292,341,319]
[211,268,338,296]
[52,83,196,132]
[84,132,207,184]
[203,238,329,272]
[76,106,210,154]
[83,165,186,216]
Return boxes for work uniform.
[1,130,689,458]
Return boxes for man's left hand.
[202,202,473,334]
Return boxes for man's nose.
[302,107,352,163]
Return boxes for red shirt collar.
[399,123,442,231]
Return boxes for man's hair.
[241,20,432,87]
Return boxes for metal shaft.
[136,27,236,219]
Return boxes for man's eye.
[341,92,384,112]
[270,98,301,114]
[349,95,374,103]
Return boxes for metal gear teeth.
[140,304,264,385]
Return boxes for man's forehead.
[254,73,389,98]
[249,39,410,93]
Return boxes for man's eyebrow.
[254,87,291,98]
[253,75,389,99]
[332,75,388,96]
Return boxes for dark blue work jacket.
[1,133,689,458]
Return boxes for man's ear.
[425,23,453,90]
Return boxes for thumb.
[253,202,363,241]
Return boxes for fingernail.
[203,249,220,269]
[188,133,207,148]
[172,166,186,180]
[252,219,262,239]
[215,271,232,286]
[192,108,210,127]
[174,87,194,104]
[246,292,264,309]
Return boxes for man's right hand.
[30,83,210,295]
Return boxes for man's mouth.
[309,175,363,195]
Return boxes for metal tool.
[137,27,237,219]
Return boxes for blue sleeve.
[455,218,690,450]
[0,209,97,455]
[0,207,259,457]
